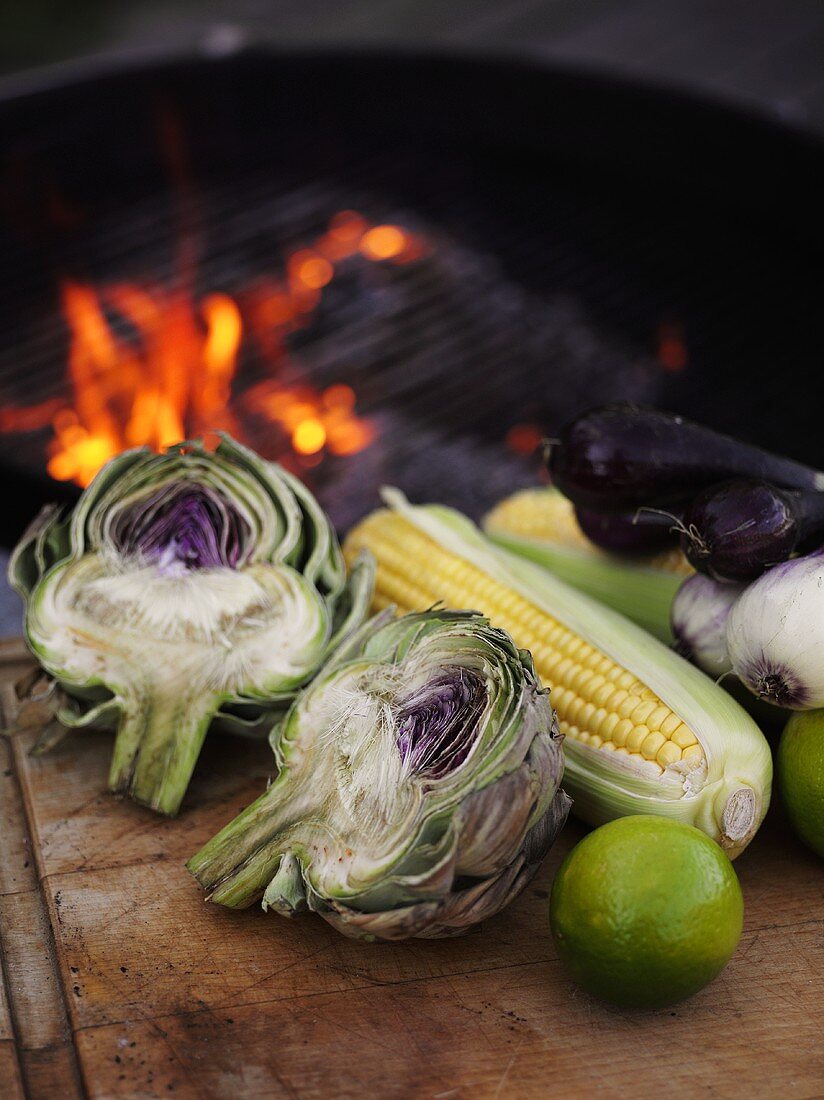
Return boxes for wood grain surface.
[1,637,822,1099]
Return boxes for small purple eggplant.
[680,479,824,583]
[574,504,678,556]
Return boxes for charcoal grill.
[1,47,823,544]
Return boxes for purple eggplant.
[574,504,678,556]
[680,479,824,583]
[548,405,824,511]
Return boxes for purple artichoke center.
[112,483,251,572]
[396,668,486,779]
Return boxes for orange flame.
[0,211,421,486]
[46,283,242,486]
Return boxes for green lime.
[549,816,743,1010]
[778,711,824,858]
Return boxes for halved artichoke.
[8,436,373,815]
[187,609,570,941]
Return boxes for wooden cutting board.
[1,637,822,1099]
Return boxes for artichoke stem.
[187,777,309,907]
[108,687,218,816]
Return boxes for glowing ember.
[361,225,407,261]
[293,418,326,454]
[0,211,420,486]
[289,251,334,291]
[240,381,375,463]
[505,423,544,456]
[657,321,688,373]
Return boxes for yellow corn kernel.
[626,725,650,753]
[633,685,659,702]
[641,731,666,759]
[587,672,607,697]
[554,656,575,683]
[600,712,620,742]
[660,712,683,737]
[646,705,672,733]
[611,718,633,748]
[657,741,682,767]
[682,744,705,763]
[565,696,583,725]
[617,693,638,720]
[671,723,699,750]
[615,670,637,692]
[630,700,658,726]
[579,702,596,729]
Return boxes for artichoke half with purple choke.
[187,609,570,941]
[7,435,373,815]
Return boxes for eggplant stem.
[540,438,559,466]
[632,506,684,534]
[633,506,706,556]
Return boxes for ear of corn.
[344,490,772,857]
[483,487,691,642]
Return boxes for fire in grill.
[1,49,823,541]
